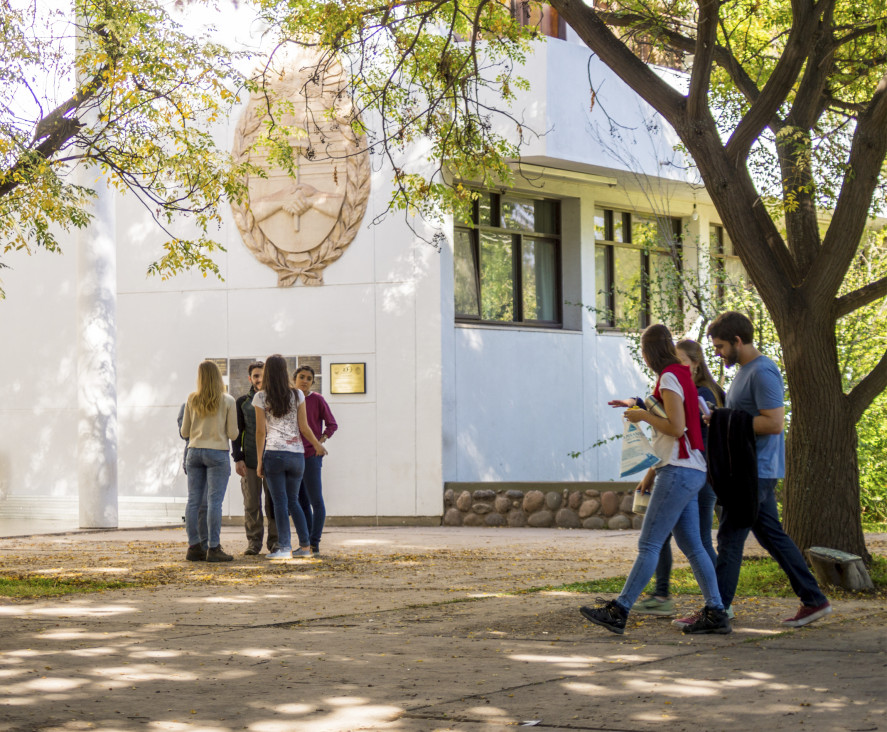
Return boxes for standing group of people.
[582,311,832,635]
[178,354,337,562]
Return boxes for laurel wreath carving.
[230,75,370,287]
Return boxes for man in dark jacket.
[707,312,830,628]
[232,361,278,555]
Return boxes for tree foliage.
[0,0,251,291]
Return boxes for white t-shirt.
[252,389,306,453]
[650,372,707,472]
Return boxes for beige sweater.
[180,394,238,450]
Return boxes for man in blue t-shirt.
[707,312,831,627]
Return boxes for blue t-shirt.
[725,355,785,479]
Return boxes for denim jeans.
[617,465,723,613]
[654,482,718,597]
[716,479,827,609]
[263,450,308,549]
[297,456,326,547]
[185,448,231,548]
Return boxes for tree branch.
[550,0,685,123]
[725,0,831,165]
[848,345,887,423]
[810,71,887,297]
[686,0,719,119]
[834,275,887,320]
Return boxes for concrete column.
[76,177,119,528]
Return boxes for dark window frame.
[595,209,682,330]
[454,191,563,327]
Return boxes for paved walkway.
[0,526,884,731]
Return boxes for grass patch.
[0,575,138,598]
[534,555,887,599]
[862,521,887,533]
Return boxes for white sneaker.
[267,548,292,560]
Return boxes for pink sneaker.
[671,610,702,628]
[782,601,832,627]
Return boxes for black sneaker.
[185,544,206,562]
[244,544,261,556]
[682,606,732,635]
[206,545,234,563]
[579,601,628,635]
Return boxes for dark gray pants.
[242,468,278,551]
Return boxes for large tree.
[0,0,251,291]
[256,0,887,558]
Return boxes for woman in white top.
[579,324,728,635]
[254,354,327,559]
[180,360,238,562]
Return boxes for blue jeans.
[263,450,308,549]
[617,465,723,613]
[298,456,326,547]
[185,448,230,548]
[654,482,718,597]
[716,479,827,608]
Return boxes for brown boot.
[206,545,233,562]
[186,544,206,562]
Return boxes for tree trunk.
[778,304,870,562]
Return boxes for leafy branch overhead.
[0,0,253,287]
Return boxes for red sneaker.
[781,601,832,627]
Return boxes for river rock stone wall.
[443,486,644,530]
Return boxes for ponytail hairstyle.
[261,354,297,419]
[189,361,224,417]
[640,323,680,375]
[676,338,725,407]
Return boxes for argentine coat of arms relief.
[231,56,370,286]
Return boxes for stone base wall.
[443,483,644,530]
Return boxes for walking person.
[253,354,327,560]
[632,339,725,617]
[692,311,831,627]
[180,360,239,562]
[581,324,730,635]
[232,361,279,555]
[294,365,338,556]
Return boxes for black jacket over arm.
[707,408,759,528]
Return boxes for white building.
[0,20,736,528]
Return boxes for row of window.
[453,190,745,329]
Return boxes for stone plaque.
[231,52,370,286]
[229,358,264,399]
[330,362,366,394]
[205,357,228,376]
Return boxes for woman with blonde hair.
[180,360,239,562]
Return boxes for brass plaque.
[330,363,366,394]
[205,357,228,376]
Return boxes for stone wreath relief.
[231,55,371,286]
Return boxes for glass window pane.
[479,232,514,321]
[594,208,608,241]
[478,193,493,227]
[723,229,734,257]
[613,212,625,243]
[454,229,479,317]
[533,199,558,235]
[632,216,659,250]
[613,247,642,326]
[595,245,611,325]
[709,225,723,255]
[500,195,537,231]
[725,257,746,287]
[522,237,558,321]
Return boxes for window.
[454,191,562,326]
[709,225,746,304]
[594,208,682,329]
[509,1,567,40]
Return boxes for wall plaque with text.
[329,363,366,394]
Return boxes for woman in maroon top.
[294,366,338,555]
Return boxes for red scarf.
[653,363,704,459]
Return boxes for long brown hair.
[189,361,224,417]
[676,338,725,407]
[640,324,680,375]
[261,354,297,419]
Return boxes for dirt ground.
[0,526,884,732]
